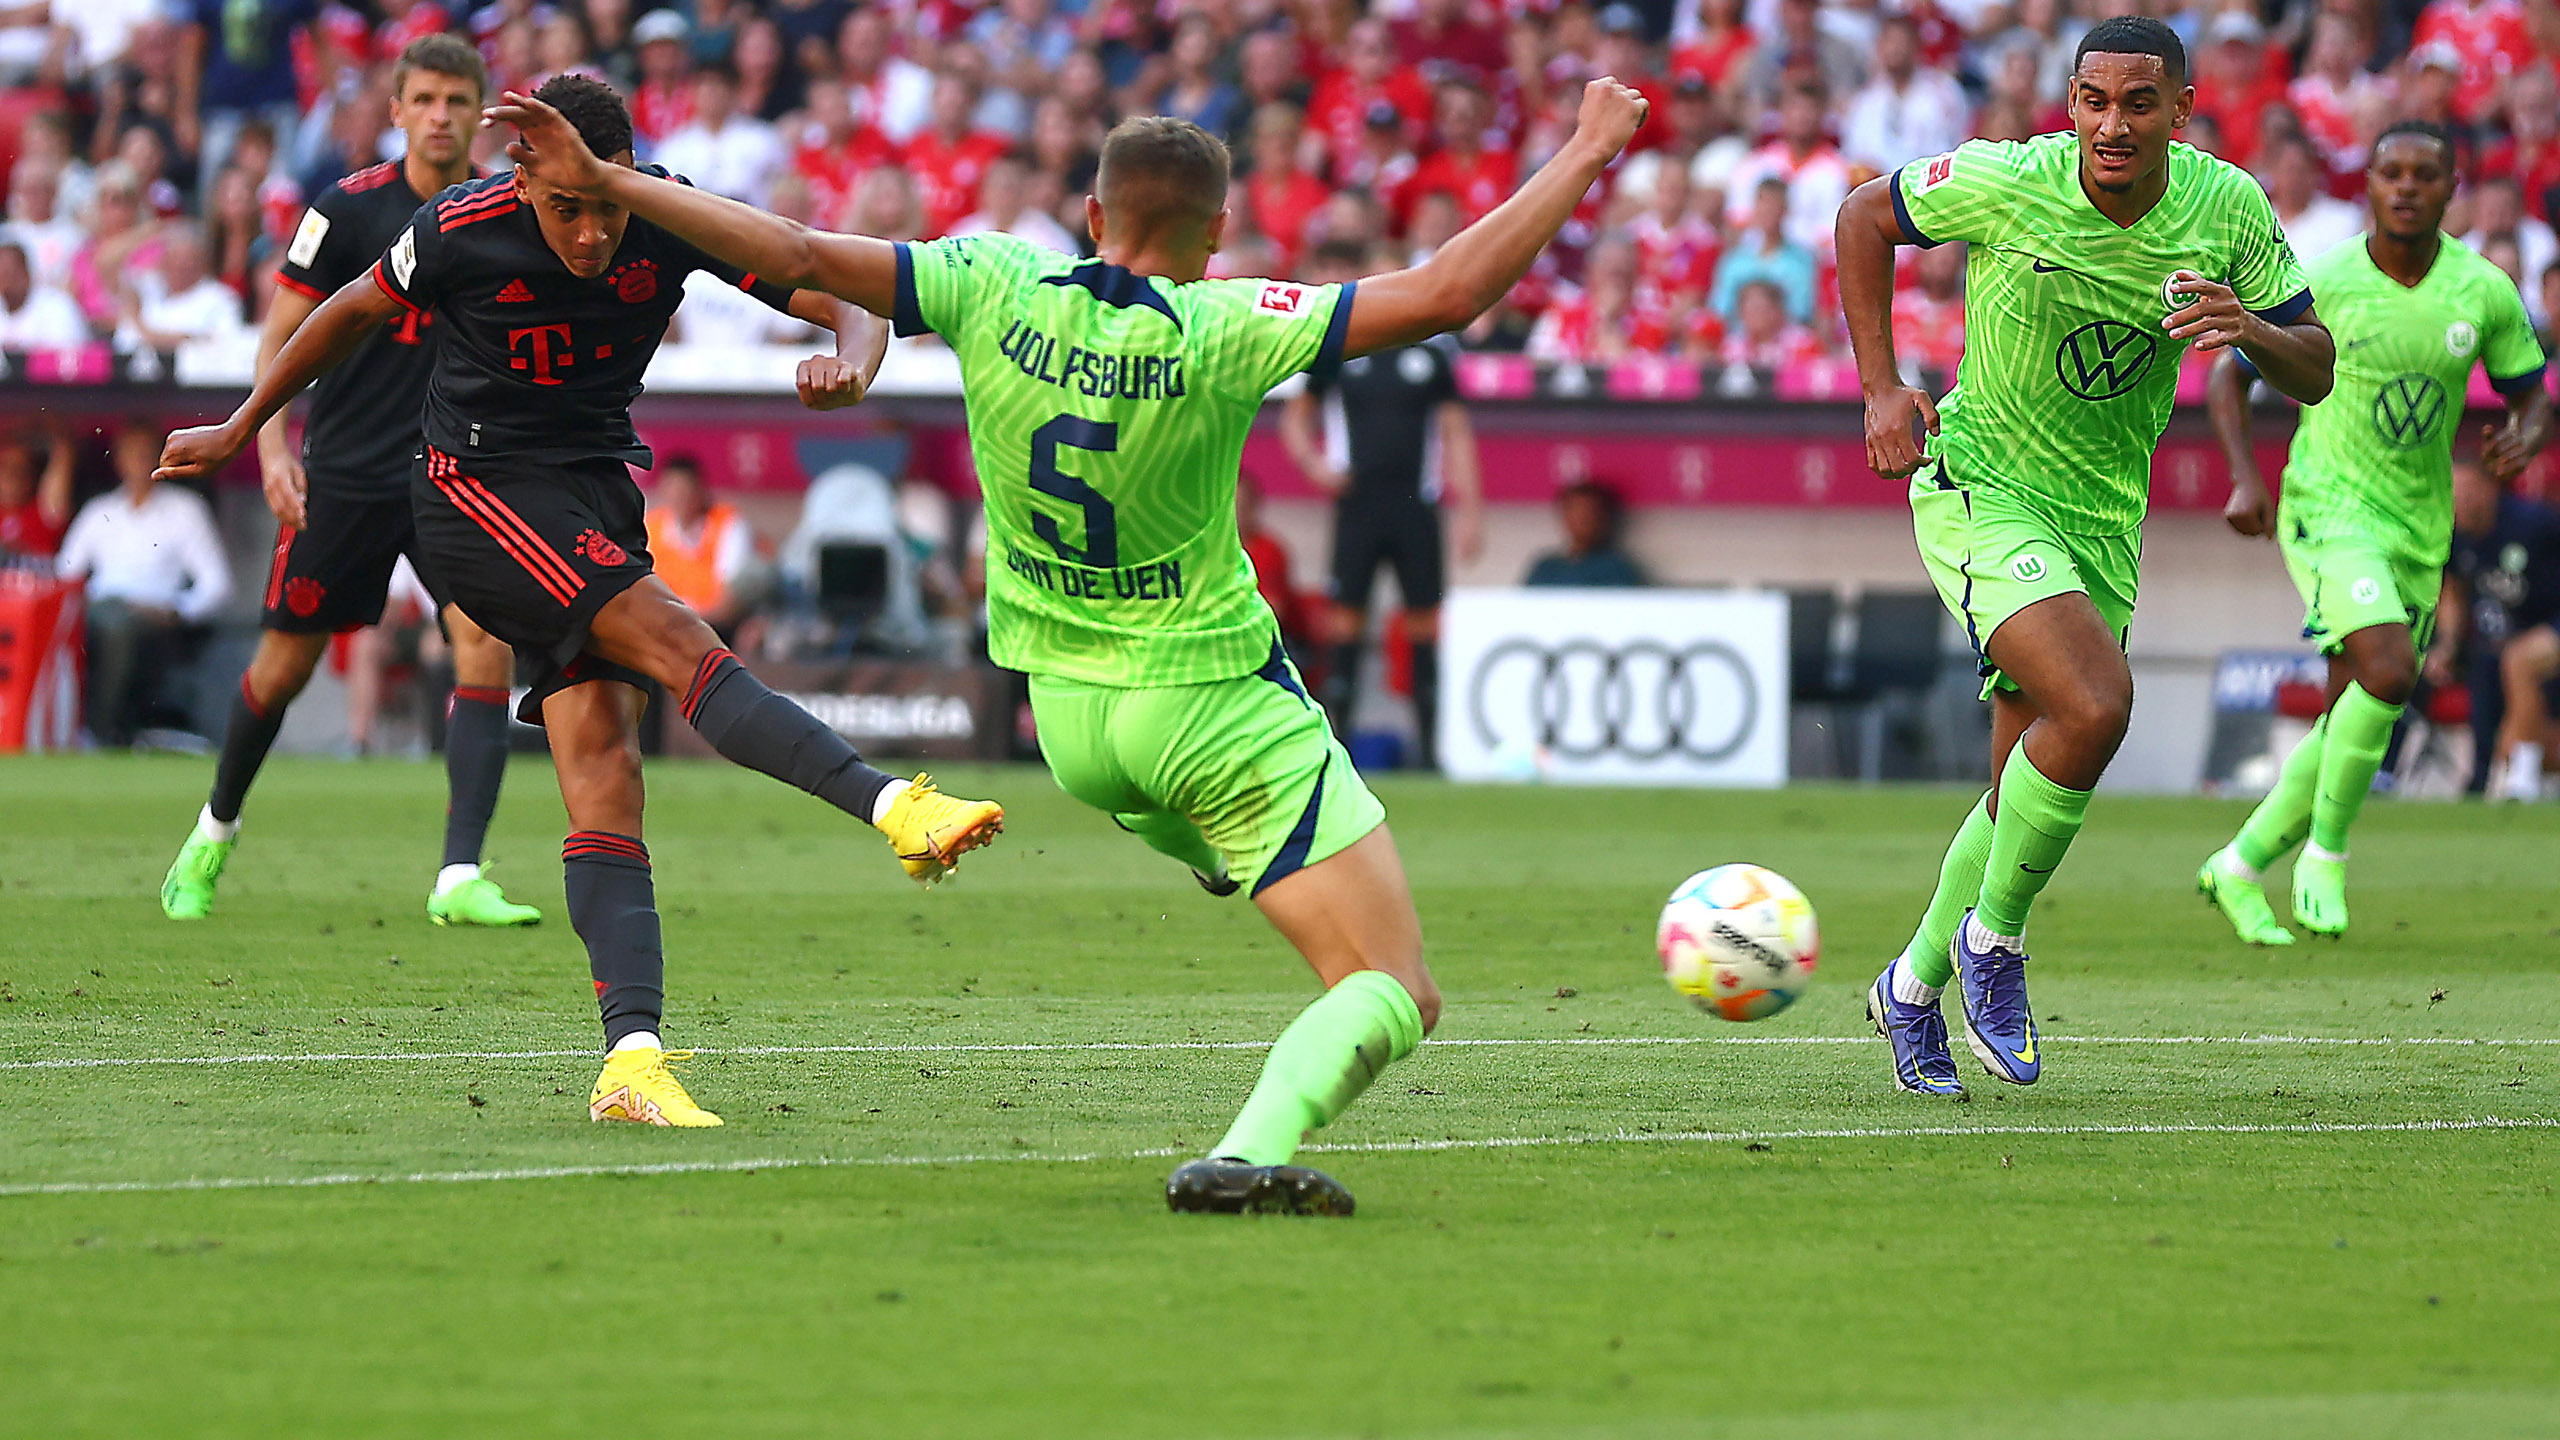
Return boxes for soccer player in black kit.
[158,75,1007,1128]
[160,37,546,928]
[1280,239,1482,769]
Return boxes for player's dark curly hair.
[2374,119,2456,170]
[534,73,635,163]
[2073,15,2186,87]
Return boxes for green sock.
[1212,969,1423,1166]
[2310,683,2401,855]
[2233,714,2327,872]
[1974,745,2094,938]
[1903,791,1994,987]
[1114,809,1226,880]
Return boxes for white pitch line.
[2,1033,2555,1072]
[3,1115,2549,1199]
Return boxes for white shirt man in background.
[116,224,245,352]
[0,239,88,350]
[2262,136,2364,263]
[56,422,232,746]
[1841,14,1969,174]
[654,63,783,206]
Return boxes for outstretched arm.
[1340,79,1648,359]
[1837,177,1937,479]
[156,274,404,481]
[2208,351,2273,537]
[492,92,901,315]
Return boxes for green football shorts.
[1029,643,1386,897]
[2278,516,2439,654]
[1911,478,2141,696]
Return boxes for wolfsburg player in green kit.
[2201,121,2552,944]
[491,77,1655,1213]
[1838,16,2335,1096]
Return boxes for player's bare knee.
[2358,652,2418,707]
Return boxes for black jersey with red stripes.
[372,167,796,470]
[276,159,456,498]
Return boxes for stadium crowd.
[0,0,2557,377]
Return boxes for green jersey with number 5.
[894,232,1351,686]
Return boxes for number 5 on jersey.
[1030,414,1119,569]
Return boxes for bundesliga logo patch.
[1255,282,1309,316]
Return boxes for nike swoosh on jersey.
[2347,336,2381,349]
[2020,863,2057,874]
[2030,259,2079,275]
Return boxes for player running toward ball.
[488,76,1652,1212]
[1837,16,2334,1096]
[157,76,1005,1129]
[2200,122,2551,943]
[159,36,545,928]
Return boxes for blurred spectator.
[2190,13,2287,171]
[1244,103,1332,273]
[1395,0,1506,89]
[117,222,244,351]
[848,163,922,243]
[2539,266,2560,352]
[1341,100,1421,228]
[55,423,231,746]
[645,455,766,639]
[630,9,695,147]
[70,162,163,332]
[954,153,1077,253]
[2289,14,2394,178]
[1529,236,1670,361]
[1725,84,1850,255]
[791,77,896,226]
[1626,161,1719,300]
[0,239,87,350]
[1229,30,1303,144]
[1719,276,1824,368]
[731,16,801,124]
[2479,67,2560,226]
[2265,137,2365,264]
[904,72,1011,238]
[1842,14,1966,174]
[657,61,782,204]
[1524,481,1645,588]
[1308,18,1431,175]
[178,0,316,191]
[0,419,73,561]
[2463,177,2558,311]
[1408,83,1517,228]
[838,6,932,144]
[2447,463,2560,798]
[1150,15,1242,140]
[5,159,84,291]
[1710,176,1816,324]
[1740,0,1866,118]
[973,0,1079,128]
[1670,0,1757,92]
[202,164,267,297]
[2409,0,2534,125]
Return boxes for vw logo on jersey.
[2445,321,2478,358]
[2372,373,2448,449]
[1398,348,1437,384]
[2054,320,2157,401]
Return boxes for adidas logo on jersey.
[495,279,536,303]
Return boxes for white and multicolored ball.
[1656,864,1819,1022]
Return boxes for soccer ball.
[1656,864,1819,1021]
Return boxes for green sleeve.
[2224,177,2313,322]
[1187,277,1356,400]
[2481,271,2549,393]
[894,232,1034,342]
[1889,141,2024,248]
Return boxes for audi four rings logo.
[1468,639,1759,761]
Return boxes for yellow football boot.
[588,1048,723,1127]
[878,773,1004,884]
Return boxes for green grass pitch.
[3,754,2556,1438]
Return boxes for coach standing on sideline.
[1282,238,1482,771]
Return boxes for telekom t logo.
[507,324,575,385]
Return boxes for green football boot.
[2292,852,2350,938]
[161,830,234,920]
[2197,847,2295,947]
[427,875,543,927]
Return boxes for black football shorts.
[1328,488,1445,613]
[259,488,451,634]
[410,446,656,723]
